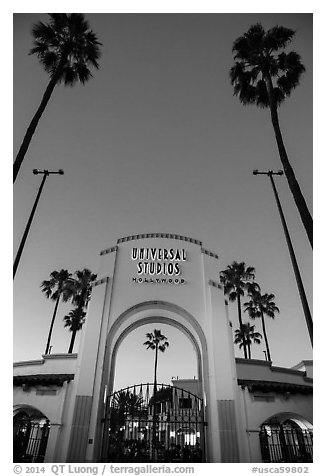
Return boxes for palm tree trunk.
[264,73,313,247]
[68,301,85,353]
[260,311,272,362]
[68,330,77,354]
[154,344,158,391]
[14,55,67,183]
[45,294,60,354]
[237,295,248,358]
[247,342,251,359]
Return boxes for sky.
[13,11,313,392]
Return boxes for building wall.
[234,359,313,463]
[13,354,78,377]
[171,378,202,397]
[13,354,78,462]
[13,235,313,464]
[13,355,313,463]
[237,388,313,462]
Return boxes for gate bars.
[100,383,206,463]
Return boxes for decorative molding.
[116,233,202,246]
[93,276,109,287]
[13,359,45,367]
[236,357,313,380]
[238,379,313,395]
[201,248,219,260]
[236,357,271,367]
[14,374,75,387]
[270,364,311,377]
[43,353,77,360]
[100,236,221,264]
[100,246,118,256]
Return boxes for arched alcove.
[113,321,199,390]
[259,412,313,463]
[102,300,209,399]
[13,405,50,463]
[261,412,313,430]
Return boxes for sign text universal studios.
[131,247,187,285]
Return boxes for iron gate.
[13,416,50,463]
[260,426,313,463]
[100,383,206,462]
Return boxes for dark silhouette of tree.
[149,386,173,405]
[220,261,258,358]
[244,290,280,361]
[14,13,101,182]
[143,329,169,391]
[110,390,145,433]
[230,23,312,247]
[63,307,86,353]
[234,323,262,359]
[112,390,144,417]
[65,268,97,353]
[40,269,73,354]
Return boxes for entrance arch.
[103,300,209,398]
[93,300,210,461]
[67,236,240,463]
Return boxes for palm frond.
[30,13,102,87]
[264,25,295,51]
[230,23,305,110]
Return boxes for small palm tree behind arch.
[234,323,262,359]
[220,261,258,359]
[41,269,73,354]
[244,290,279,361]
[143,329,169,392]
[63,308,86,353]
[65,268,97,353]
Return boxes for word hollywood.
[131,247,187,284]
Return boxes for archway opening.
[13,406,50,463]
[113,323,198,391]
[100,320,206,462]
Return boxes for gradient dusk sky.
[13,12,313,391]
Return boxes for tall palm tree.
[143,329,169,391]
[234,323,262,359]
[63,307,86,353]
[220,261,258,358]
[244,290,280,362]
[14,13,102,183]
[66,268,97,353]
[41,269,73,354]
[230,23,312,247]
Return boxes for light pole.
[253,169,313,346]
[13,169,64,278]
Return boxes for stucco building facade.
[13,233,313,463]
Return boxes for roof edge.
[100,233,203,255]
